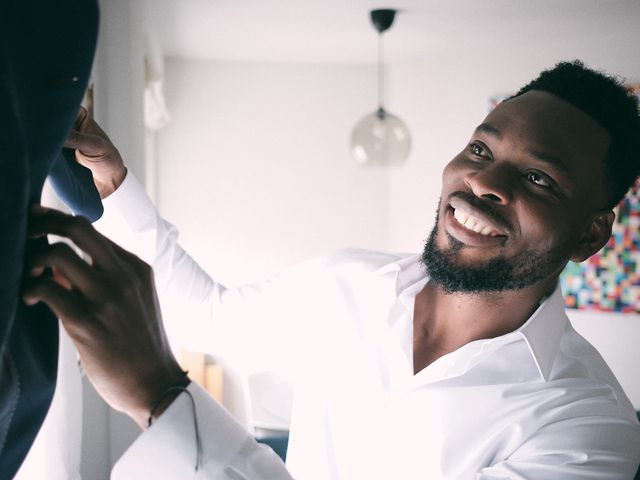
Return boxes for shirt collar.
[515,283,568,381]
[375,255,568,382]
[375,253,424,296]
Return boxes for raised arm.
[63,111,294,359]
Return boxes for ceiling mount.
[370,9,396,34]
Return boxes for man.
[23,61,640,478]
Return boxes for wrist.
[131,369,191,429]
[96,166,127,199]
[145,382,190,429]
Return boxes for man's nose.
[463,165,513,204]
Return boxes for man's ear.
[569,210,615,263]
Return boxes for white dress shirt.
[96,173,640,479]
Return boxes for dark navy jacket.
[0,1,98,477]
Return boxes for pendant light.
[350,9,411,166]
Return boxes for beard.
[421,205,564,294]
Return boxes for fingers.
[26,241,104,298]
[68,107,109,148]
[23,275,98,344]
[64,128,107,157]
[29,205,116,269]
[73,106,88,128]
[22,275,88,326]
[62,110,127,199]
[65,107,109,156]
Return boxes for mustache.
[447,191,513,233]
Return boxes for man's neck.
[412,279,557,375]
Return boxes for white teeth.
[453,209,468,224]
[453,209,493,236]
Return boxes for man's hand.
[64,107,127,199]
[23,205,187,429]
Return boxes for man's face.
[422,90,612,293]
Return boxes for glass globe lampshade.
[350,107,411,165]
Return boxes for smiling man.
[24,61,640,479]
[416,74,625,374]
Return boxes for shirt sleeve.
[92,172,302,358]
[93,170,211,294]
[476,414,640,480]
[111,382,294,480]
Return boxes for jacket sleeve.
[111,381,294,479]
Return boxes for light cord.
[377,32,384,110]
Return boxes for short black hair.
[513,60,640,208]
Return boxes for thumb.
[64,129,107,158]
[73,106,88,129]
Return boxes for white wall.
[569,311,640,408]
[157,58,390,285]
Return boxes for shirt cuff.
[112,382,256,478]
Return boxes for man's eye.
[526,171,552,187]
[469,143,485,156]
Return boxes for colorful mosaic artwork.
[491,84,640,313]
[561,179,640,312]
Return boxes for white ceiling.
[152,0,640,64]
